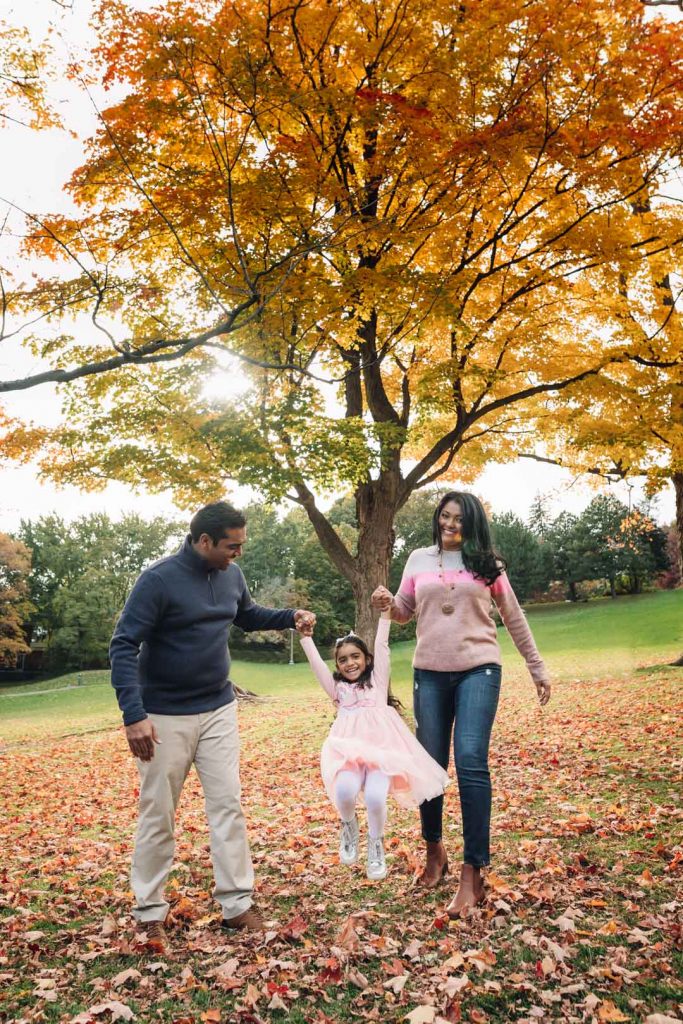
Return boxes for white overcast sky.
[0,0,678,532]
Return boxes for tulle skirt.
[320,706,450,809]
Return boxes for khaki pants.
[131,701,253,922]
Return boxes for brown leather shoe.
[416,841,449,888]
[446,864,485,918]
[221,906,265,932]
[141,919,168,952]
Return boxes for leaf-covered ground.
[1,662,682,1024]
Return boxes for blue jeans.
[413,664,501,867]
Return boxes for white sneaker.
[367,836,387,880]
[339,816,360,865]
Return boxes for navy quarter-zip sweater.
[110,537,297,725]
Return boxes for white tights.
[334,767,390,839]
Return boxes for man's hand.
[294,609,316,636]
[371,586,393,612]
[125,718,160,761]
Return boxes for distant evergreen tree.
[547,511,584,601]
[528,492,553,540]
[491,512,551,602]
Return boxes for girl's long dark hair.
[332,633,403,711]
[432,491,506,586]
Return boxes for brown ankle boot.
[139,919,168,953]
[221,906,265,932]
[446,864,485,918]
[416,841,449,888]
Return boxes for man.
[110,501,315,947]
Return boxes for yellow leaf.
[597,1001,630,1022]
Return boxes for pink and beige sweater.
[393,546,549,684]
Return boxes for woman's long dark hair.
[432,491,506,586]
[332,633,403,711]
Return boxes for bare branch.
[518,452,637,482]
[404,361,614,494]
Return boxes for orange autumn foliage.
[1,0,682,629]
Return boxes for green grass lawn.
[1,590,681,746]
[1,589,681,1023]
[513,588,683,657]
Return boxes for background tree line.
[1,515,182,673]
[0,490,675,673]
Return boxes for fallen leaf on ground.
[597,1001,630,1022]
[405,1007,436,1024]
[72,1001,135,1023]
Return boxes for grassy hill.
[1,590,680,747]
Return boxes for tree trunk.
[296,468,401,652]
[568,580,578,601]
[609,576,616,598]
[351,476,400,650]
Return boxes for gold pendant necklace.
[438,552,456,615]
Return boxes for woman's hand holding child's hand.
[371,586,393,612]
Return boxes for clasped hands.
[294,609,316,637]
[371,585,394,612]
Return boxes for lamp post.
[289,628,295,665]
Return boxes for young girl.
[299,610,450,880]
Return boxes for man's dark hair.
[190,502,246,544]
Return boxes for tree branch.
[293,479,357,580]
[518,452,637,482]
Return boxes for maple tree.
[0,532,32,666]
[0,23,58,132]
[567,494,668,597]
[1,0,683,633]
[516,212,683,572]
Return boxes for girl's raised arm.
[299,635,337,701]
[371,614,392,698]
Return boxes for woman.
[372,491,551,917]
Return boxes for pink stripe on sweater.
[416,569,483,585]
[401,574,416,597]
[490,574,512,597]
[400,569,485,592]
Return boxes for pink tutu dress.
[300,618,450,809]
